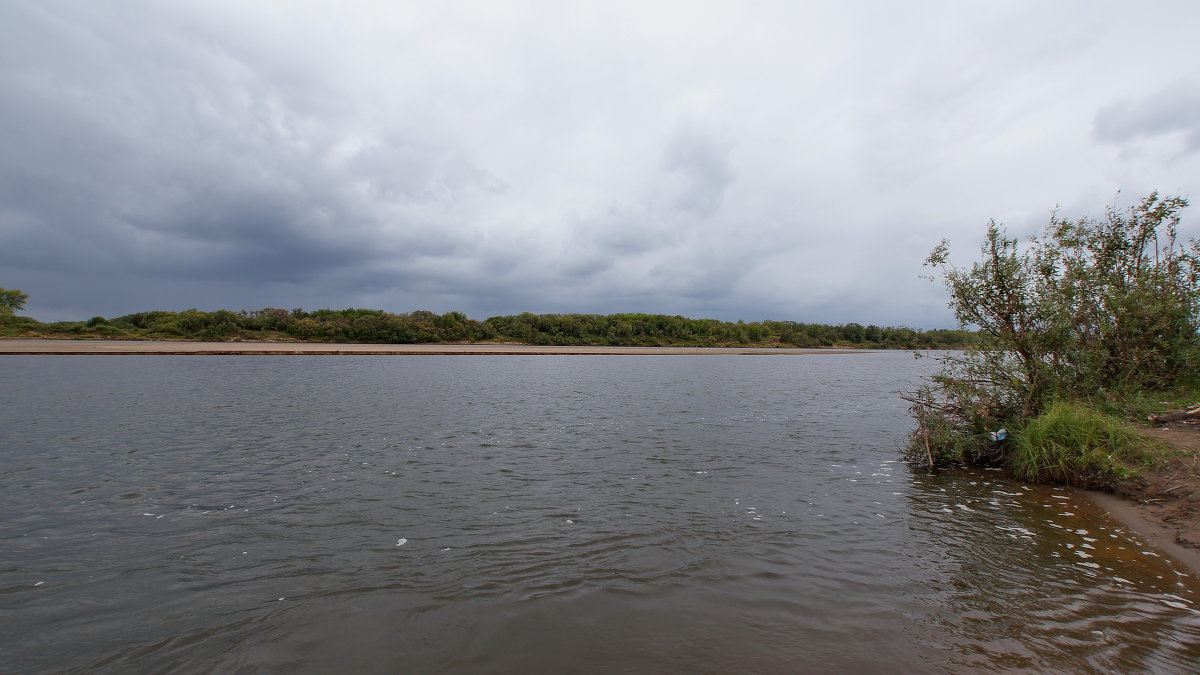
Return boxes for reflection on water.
[906,468,1200,671]
[1,353,1198,673]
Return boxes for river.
[2,352,1198,672]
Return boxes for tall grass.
[1011,402,1168,488]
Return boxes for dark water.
[2,352,1199,673]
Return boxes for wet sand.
[1081,422,1200,579]
[0,339,865,356]
[1084,490,1200,578]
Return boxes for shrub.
[907,192,1198,472]
[0,287,28,318]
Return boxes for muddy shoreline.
[1081,422,1200,579]
[1083,490,1200,578]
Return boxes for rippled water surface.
[3,353,1199,673]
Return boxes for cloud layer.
[3,0,1199,325]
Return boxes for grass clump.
[1010,401,1168,488]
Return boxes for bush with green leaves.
[905,192,1198,469]
[0,287,29,320]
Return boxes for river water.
[2,352,1199,673]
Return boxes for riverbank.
[0,339,866,355]
[1083,421,1200,578]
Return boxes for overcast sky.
[3,1,1198,326]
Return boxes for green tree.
[907,192,1198,465]
[0,287,29,319]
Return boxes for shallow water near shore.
[2,353,1199,672]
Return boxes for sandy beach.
[0,339,865,356]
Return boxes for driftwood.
[1147,405,1200,424]
[922,426,934,469]
[899,394,960,415]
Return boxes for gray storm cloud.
[2,0,1199,325]
[1094,83,1200,156]
[661,127,735,218]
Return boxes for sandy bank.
[1085,490,1200,578]
[1081,422,1200,579]
[0,339,868,356]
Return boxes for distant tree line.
[2,300,977,349]
[482,312,974,348]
